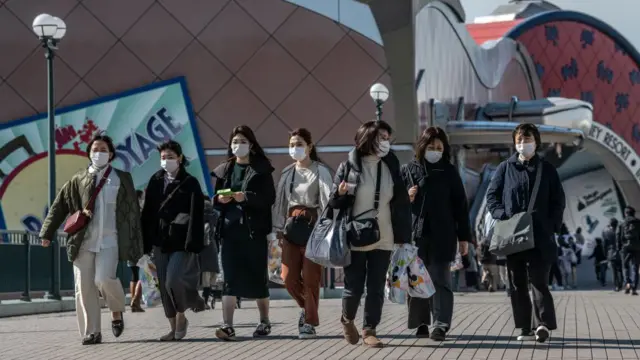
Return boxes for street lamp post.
[369,83,390,121]
[32,14,66,301]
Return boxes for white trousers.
[73,247,125,337]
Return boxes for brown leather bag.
[64,167,112,235]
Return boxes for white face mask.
[232,143,250,158]
[289,146,307,161]
[376,140,390,157]
[90,152,110,168]
[516,142,536,158]
[161,159,179,173]
[425,151,443,164]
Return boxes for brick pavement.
[1,291,639,360]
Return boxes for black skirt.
[199,242,220,273]
[220,218,269,299]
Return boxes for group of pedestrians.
[39,121,567,347]
[600,208,640,294]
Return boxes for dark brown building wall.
[0,0,391,173]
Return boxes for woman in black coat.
[485,123,565,343]
[400,126,471,341]
[329,120,412,348]
[211,125,276,341]
[141,140,205,341]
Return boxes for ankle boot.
[341,316,359,345]
[362,328,383,348]
[130,281,145,312]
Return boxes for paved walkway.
[1,290,639,360]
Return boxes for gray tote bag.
[489,163,543,257]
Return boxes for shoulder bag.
[346,161,382,247]
[284,167,316,247]
[64,167,113,235]
[489,162,543,256]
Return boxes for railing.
[0,230,67,303]
[0,229,342,303]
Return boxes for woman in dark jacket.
[400,126,471,341]
[485,123,565,343]
[211,125,276,341]
[329,120,412,348]
[141,140,205,341]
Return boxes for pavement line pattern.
[2,291,639,359]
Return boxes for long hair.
[226,125,269,162]
[354,120,393,157]
[415,126,451,162]
[289,128,320,162]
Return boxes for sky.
[460,0,640,51]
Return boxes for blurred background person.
[603,218,622,291]
[200,195,220,309]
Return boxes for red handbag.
[64,167,112,235]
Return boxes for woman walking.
[485,123,565,343]
[329,120,412,348]
[141,140,205,341]
[212,125,276,341]
[200,195,220,309]
[401,126,471,341]
[272,128,333,338]
[40,134,143,345]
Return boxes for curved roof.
[504,10,640,156]
[284,0,382,44]
[466,20,521,45]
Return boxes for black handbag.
[284,168,315,246]
[347,161,382,247]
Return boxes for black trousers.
[507,249,557,331]
[407,261,453,331]
[342,249,391,330]
[623,250,640,290]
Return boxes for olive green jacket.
[39,167,144,263]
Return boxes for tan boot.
[130,282,145,312]
[362,328,383,348]
[341,316,359,345]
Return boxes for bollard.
[20,233,31,302]
[44,235,61,300]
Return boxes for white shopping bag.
[581,239,596,258]
[137,255,161,307]
[387,244,412,291]
[385,280,407,304]
[268,236,284,285]
[407,253,436,299]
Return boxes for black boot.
[82,333,102,345]
[202,287,211,304]
[112,313,124,338]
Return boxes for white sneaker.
[535,325,550,343]
[517,330,535,341]
[298,310,305,330]
[299,323,317,339]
